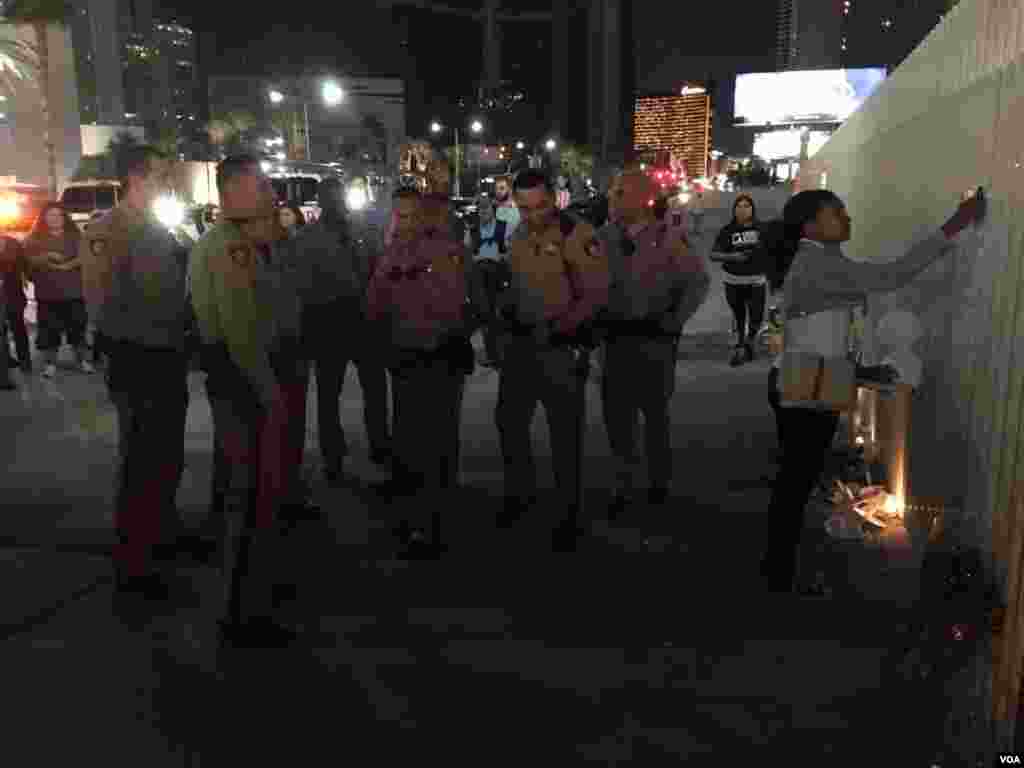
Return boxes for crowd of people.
[0,142,985,646]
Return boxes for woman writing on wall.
[710,194,770,366]
[761,188,985,593]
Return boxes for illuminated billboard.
[734,68,886,127]
[753,129,832,162]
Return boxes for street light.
[470,120,485,193]
[545,139,557,151]
[430,118,484,197]
[322,80,345,107]
[516,141,525,150]
[268,80,344,162]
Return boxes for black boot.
[759,547,797,593]
[552,511,585,552]
[497,495,534,528]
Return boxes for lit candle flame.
[883,494,903,518]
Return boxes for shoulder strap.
[558,211,577,238]
[495,220,507,253]
[470,221,482,253]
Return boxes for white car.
[60,180,121,229]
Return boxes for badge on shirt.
[229,243,253,269]
[542,243,561,260]
[89,238,106,257]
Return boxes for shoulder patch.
[584,237,603,260]
[88,238,106,257]
[229,243,253,269]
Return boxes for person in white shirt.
[463,197,510,366]
[761,188,985,594]
[493,175,521,236]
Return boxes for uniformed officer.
[190,153,307,645]
[80,145,190,600]
[496,169,610,551]
[366,187,478,558]
[294,178,391,487]
[599,170,710,518]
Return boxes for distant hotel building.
[633,86,712,179]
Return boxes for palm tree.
[2,1,73,199]
[0,36,32,93]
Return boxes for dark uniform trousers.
[5,303,30,366]
[496,333,588,510]
[389,348,467,537]
[207,365,307,535]
[471,260,508,364]
[601,334,679,491]
[105,339,188,579]
[301,299,390,471]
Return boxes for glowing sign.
[734,68,886,127]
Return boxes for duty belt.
[498,315,595,350]
[606,314,680,340]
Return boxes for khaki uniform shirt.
[82,204,188,351]
[189,220,302,405]
[506,210,609,334]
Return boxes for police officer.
[80,145,190,600]
[599,170,710,518]
[295,178,391,487]
[496,169,610,551]
[366,187,477,558]
[190,154,307,646]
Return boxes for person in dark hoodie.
[710,194,770,366]
[0,233,30,374]
[294,177,392,487]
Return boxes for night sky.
[158,0,777,153]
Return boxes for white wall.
[797,0,1022,572]
[0,23,82,194]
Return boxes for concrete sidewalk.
[0,216,942,765]
[0,328,944,765]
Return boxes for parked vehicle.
[60,180,121,229]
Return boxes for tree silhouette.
[2,0,74,197]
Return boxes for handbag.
[778,348,857,411]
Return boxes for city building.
[633,86,713,180]
[389,0,634,168]
[775,0,844,71]
[777,0,953,74]
[840,0,952,72]
[69,0,124,125]
[148,21,200,125]
[70,1,200,151]
[207,75,405,166]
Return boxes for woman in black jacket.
[710,194,770,366]
[0,233,30,373]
